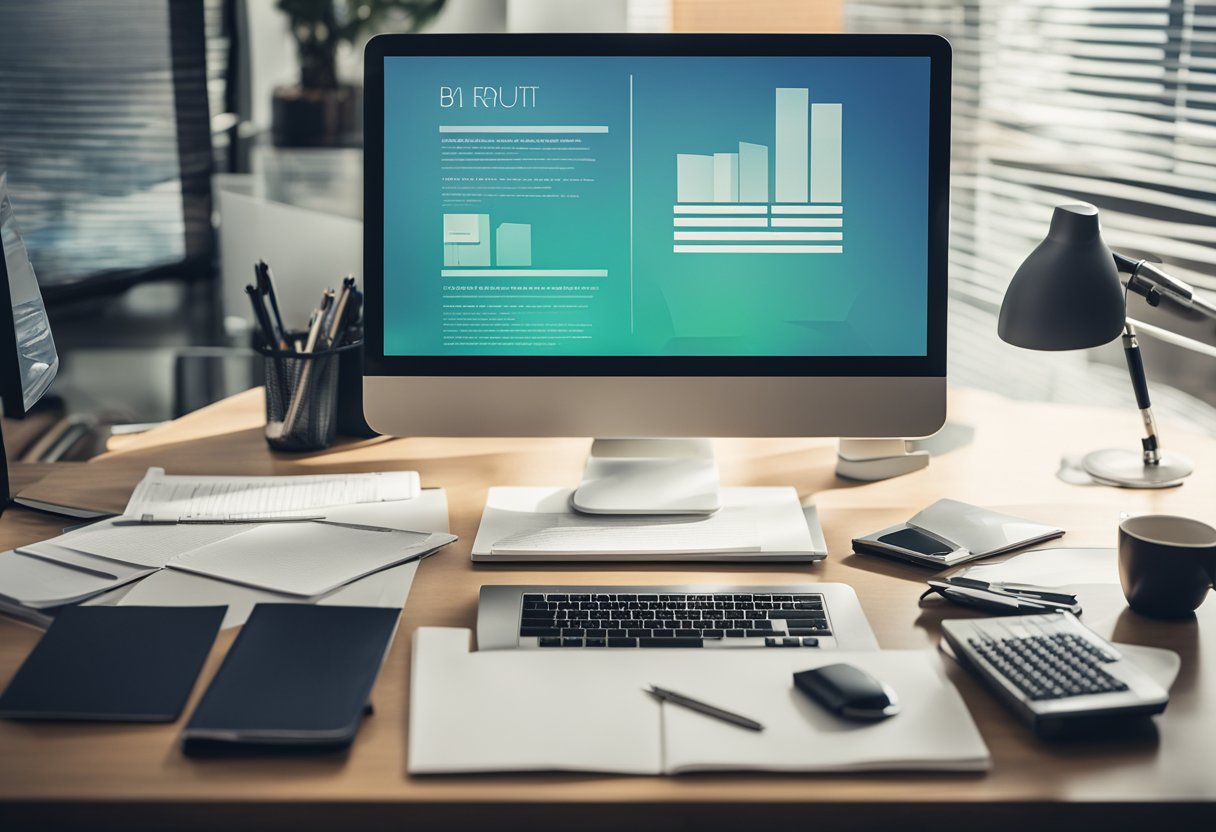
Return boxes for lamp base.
[1081,448,1192,489]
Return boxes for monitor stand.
[569,438,721,516]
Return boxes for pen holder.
[258,339,361,452]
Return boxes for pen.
[646,685,764,732]
[245,284,280,351]
[924,582,1033,611]
[257,260,289,348]
[271,289,334,439]
[110,515,327,526]
[925,581,1081,614]
[945,577,1078,604]
[324,276,354,349]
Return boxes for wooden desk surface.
[2,387,1214,830]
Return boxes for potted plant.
[274,0,446,147]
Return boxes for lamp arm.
[1119,323,1161,465]
[1109,252,1216,469]
[1113,253,1216,323]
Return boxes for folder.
[182,604,399,754]
[0,606,224,722]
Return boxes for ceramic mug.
[1118,515,1216,619]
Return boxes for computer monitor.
[362,34,949,513]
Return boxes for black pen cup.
[257,338,361,452]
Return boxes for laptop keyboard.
[519,591,831,648]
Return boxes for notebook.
[852,499,1064,569]
[182,604,400,753]
[408,628,990,774]
[0,606,224,722]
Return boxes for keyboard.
[477,584,880,650]
[941,613,1169,735]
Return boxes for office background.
[0,0,1213,454]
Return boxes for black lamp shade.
[998,204,1127,351]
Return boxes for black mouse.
[793,663,901,722]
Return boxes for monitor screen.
[381,54,931,360]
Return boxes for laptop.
[477,584,878,650]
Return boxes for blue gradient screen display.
[383,56,931,357]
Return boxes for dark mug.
[1118,515,1216,619]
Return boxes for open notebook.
[409,628,990,775]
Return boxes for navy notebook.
[182,604,399,754]
[0,605,225,722]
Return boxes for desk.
[1,387,1213,830]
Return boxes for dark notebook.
[182,604,399,754]
[0,605,225,722]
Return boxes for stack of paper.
[111,489,453,628]
[16,506,451,598]
[472,486,825,562]
[167,523,450,596]
[0,469,451,629]
[124,467,420,521]
[409,628,991,774]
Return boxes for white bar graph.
[674,231,843,241]
[674,245,843,254]
[770,217,843,227]
[440,269,608,277]
[713,153,739,202]
[810,103,842,203]
[775,88,809,203]
[738,141,768,203]
[674,217,768,227]
[671,87,843,255]
[677,155,715,203]
[769,205,843,214]
[673,205,769,214]
[438,125,608,133]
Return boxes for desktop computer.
[363,34,950,510]
[362,34,950,648]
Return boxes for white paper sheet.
[472,486,819,562]
[168,524,454,597]
[953,547,1121,588]
[123,466,421,521]
[21,519,253,568]
[22,489,452,573]
[316,488,450,533]
[0,549,154,608]
[117,559,421,629]
[110,488,451,628]
[658,650,990,773]
[408,628,990,775]
[492,516,760,555]
[409,628,664,774]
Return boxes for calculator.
[941,613,1169,736]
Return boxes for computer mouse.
[793,663,901,722]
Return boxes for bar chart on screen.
[673,87,843,255]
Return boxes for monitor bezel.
[363,33,950,378]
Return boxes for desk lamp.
[999,203,1216,488]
